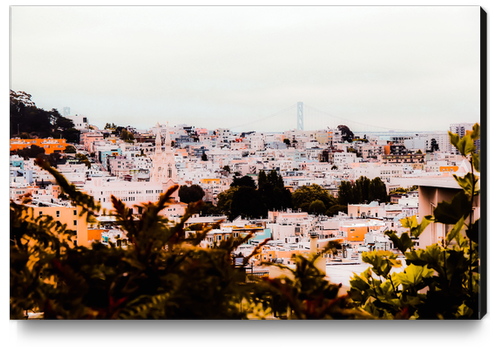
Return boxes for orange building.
[440,166,459,172]
[10,138,68,154]
[340,223,385,243]
[28,205,89,247]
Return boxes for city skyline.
[10,6,481,133]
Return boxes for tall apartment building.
[450,123,480,153]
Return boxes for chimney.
[310,232,318,254]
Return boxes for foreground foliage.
[349,123,481,319]
[11,159,365,319]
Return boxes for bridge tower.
[297,101,304,131]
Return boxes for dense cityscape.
[8,11,487,347]
[9,89,482,321]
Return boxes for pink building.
[81,132,104,153]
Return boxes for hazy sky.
[10,6,481,133]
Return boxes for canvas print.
[9,6,484,320]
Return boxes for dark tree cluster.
[10,90,80,143]
[257,170,293,213]
[290,177,388,216]
[337,124,354,143]
[217,173,389,219]
[216,171,293,220]
[337,176,389,208]
[13,145,66,168]
[291,184,334,215]
[179,184,205,204]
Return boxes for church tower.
[164,122,177,182]
[150,123,177,184]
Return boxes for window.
[74,220,77,226]
[39,211,42,216]
[73,210,77,216]
[56,211,60,218]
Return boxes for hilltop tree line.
[104,123,135,142]
[10,90,80,143]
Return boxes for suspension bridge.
[228,102,412,134]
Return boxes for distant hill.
[10,90,80,143]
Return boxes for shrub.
[348,123,481,319]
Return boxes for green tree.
[429,138,439,152]
[368,177,388,202]
[230,175,256,189]
[309,200,326,215]
[349,123,481,319]
[178,184,205,204]
[75,153,91,169]
[10,90,80,141]
[257,170,292,212]
[64,145,77,154]
[199,201,222,216]
[292,184,334,213]
[218,171,292,220]
[54,115,75,130]
[337,125,354,143]
[261,252,371,319]
[61,127,81,144]
[230,186,266,220]
[354,176,370,203]
[14,144,45,159]
[337,181,356,206]
[120,129,135,142]
[216,186,239,218]
[326,204,347,216]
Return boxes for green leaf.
[445,216,465,245]
[448,131,461,149]
[453,231,467,248]
[453,173,478,197]
[362,250,399,278]
[456,303,473,318]
[385,230,413,254]
[433,191,472,225]
[458,134,476,156]
[349,273,370,292]
[466,219,480,244]
[405,244,443,269]
[394,264,433,287]
[400,215,417,230]
[471,153,480,174]
[413,216,433,238]
[470,123,480,141]
[398,215,433,239]
[448,129,477,156]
